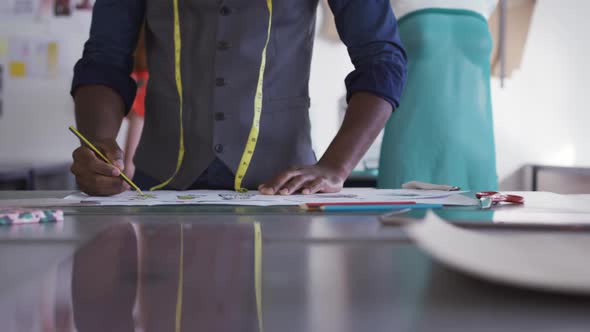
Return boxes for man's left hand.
[258,164,346,195]
[258,92,392,196]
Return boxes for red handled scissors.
[476,191,524,209]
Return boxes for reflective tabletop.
[1,191,589,332]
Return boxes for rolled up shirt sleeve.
[328,0,408,110]
[71,0,146,114]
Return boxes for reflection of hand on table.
[72,223,137,332]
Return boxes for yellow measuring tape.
[152,0,272,192]
[150,0,185,191]
[175,222,263,332]
[234,0,273,192]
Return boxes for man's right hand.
[70,139,130,196]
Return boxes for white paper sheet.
[0,198,92,208]
[7,38,59,79]
[63,189,476,207]
[405,212,590,294]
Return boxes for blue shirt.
[71,0,407,113]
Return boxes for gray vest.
[135,0,319,189]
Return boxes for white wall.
[0,13,82,164]
[0,10,126,166]
[1,0,589,189]
[309,11,349,160]
[491,0,590,189]
[310,5,382,170]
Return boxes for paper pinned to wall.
[0,38,6,117]
[0,39,7,63]
[0,0,40,19]
[54,0,71,16]
[0,64,3,117]
[74,0,94,11]
[63,189,477,207]
[7,38,59,79]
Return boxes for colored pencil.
[300,201,416,211]
[304,201,415,207]
[68,126,145,196]
[319,204,443,212]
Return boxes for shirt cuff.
[344,61,406,110]
[71,59,137,114]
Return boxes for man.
[70,0,407,196]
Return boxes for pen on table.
[300,201,416,211]
[68,125,145,196]
[318,204,443,212]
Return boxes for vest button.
[214,112,225,121]
[217,41,231,51]
[214,144,224,153]
[215,78,226,87]
[219,6,231,16]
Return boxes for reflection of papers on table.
[64,189,478,207]
[405,212,590,295]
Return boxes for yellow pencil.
[68,125,145,196]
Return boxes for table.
[0,162,74,190]
[529,164,590,193]
[0,191,589,332]
[0,164,34,190]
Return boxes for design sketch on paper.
[129,193,157,201]
[313,194,358,199]
[218,193,257,201]
[176,194,206,200]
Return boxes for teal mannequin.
[379,8,498,191]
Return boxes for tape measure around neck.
[234,0,273,192]
[174,223,263,332]
[151,0,272,192]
